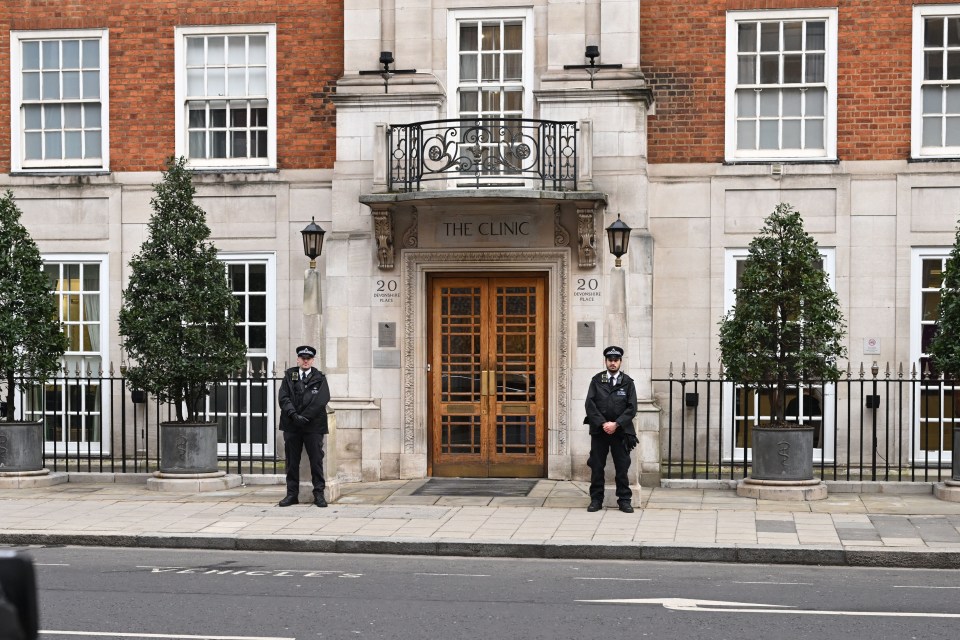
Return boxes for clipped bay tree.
[119,157,246,425]
[0,190,68,423]
[929,218,960,378]
[719,203,847,426]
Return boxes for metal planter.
[0,422,43,472]
[751,426,815,481]
[159,422,219,474]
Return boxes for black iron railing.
[656,363,959,482]
[2,369,284,475]
[387,118,578,191]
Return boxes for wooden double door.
[428,274,547,477]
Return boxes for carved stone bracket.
[371,207,395,270]
[401,207,419,248]
[577,204,597,268]
[554,204,570,247]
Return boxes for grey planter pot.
[159,422,219,474]
[751,426,815,481]
[0,421,44,472]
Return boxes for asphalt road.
[11,545,960,640]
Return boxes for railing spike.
[706,361,712,378]
[668,362,674,379]
[885,362,891,378]
[911,362,917,379]
[693,362,699,379]
[858,362,865,379]
[109,361,115,376]
[680,362,687,380]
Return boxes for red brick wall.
[0,1,343,172]
[641,0,950,164]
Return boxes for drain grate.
[412,478,538,497]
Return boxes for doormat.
[412,478,539,497]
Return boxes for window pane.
[249,35,266,64]
[208,37,225,64]
[926,51,944,81]
[782,119,801,147]
[186,38,205,65]
[805,53,825,83]
[737,90,756,116]
[82,70,99,98]
[804,119,824,149]
[783,22,802,50]
[738,56,756,84]
[24,104,42,129]
[84,131,101,158]
[249,264,266,290]
[25,132,42,159]
[460,90,478,113]
[782,89,801,116]
[927,18,945,47]
[63,131,83,158]
[253,130,267,157]
[504,23,522,49]
[64,104,82,127]
[946,117,960,146]
[249,67,266,94]
[189,131,206,157]
[760,22,779,51]
[948,86,960,113]
[45,131,62,158]
[85,103,101,127]
[249,326,266,349]
[23,72,40,100]
[481,53,499,81]
[62,40,80,68]
[759,54,779,83]
[482,24,500,50]
[460,24,478,51]
[42,41,59,69]
[504,90,522,112]
[228,36,246,64]
[504,53,521,82]
[44,106,62,128]
[249,295,266,322]
[805,88,825,116]
[759,89,778,116]
[42,71,60,99]
[83,264,99,290]
[783,54,802,83]
[251,106,267,126]
[923,85,943,114]
[189,106,206,128]
[759,120,778,149]
[231,130,247,157]
[949,17,960,47]
[738,23,757,52]
[208,68,225,96]
[228,67,246,96]
[210,105,227,127]
[737,121,756,149]
[211,131,227,157]
[949,51,960,81]
[231,106,247,127]
[924,116,943,146]
[806,21,826,49]
[62,71,80,98]
[82,39,99,67]
[23,41,40,69]
[459,54,478,81]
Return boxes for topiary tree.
[0,191,69,422]
[719,202,847,426]
[119,156,247,423]
[929,217,960,379]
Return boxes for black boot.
[278,495,299,507]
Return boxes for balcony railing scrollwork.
[387,118,578,192]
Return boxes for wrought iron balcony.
[387,118,578,192]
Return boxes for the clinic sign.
[419,212,552,248]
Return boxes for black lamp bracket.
[359,51,416,93]
[564,48,622,89]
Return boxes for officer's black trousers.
[283,431,325,497]
[588,433,632,502]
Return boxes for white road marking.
[577,597,960,618]
[35,563,70,566]
[732,581,811,586]
[893,585,960,590]
[573,577,652,582]
[414,572,490,577]
[40,631,294,640]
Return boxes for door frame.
[426,272,548,477]
[400,249,573,479]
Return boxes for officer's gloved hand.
[295,414,310,426]
[625,434,639,451]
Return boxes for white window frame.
[911,5,960,158]
[720,247,837,463]
[174,25,277,170]
[724,9,838,162]
[36,254,110,453]
[10,29,110,172]
[446,8,535,120]
[211,252,276,456]
[910,247,954,466]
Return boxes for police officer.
[278,345,331,507]
[584,345,638,513]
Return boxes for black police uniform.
[584,351,638,506]
[278,355,330,504]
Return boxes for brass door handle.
[480,370,489,397]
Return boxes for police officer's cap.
[603,346,624,359]
[296,345,317,358]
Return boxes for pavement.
[3,477,960,568]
